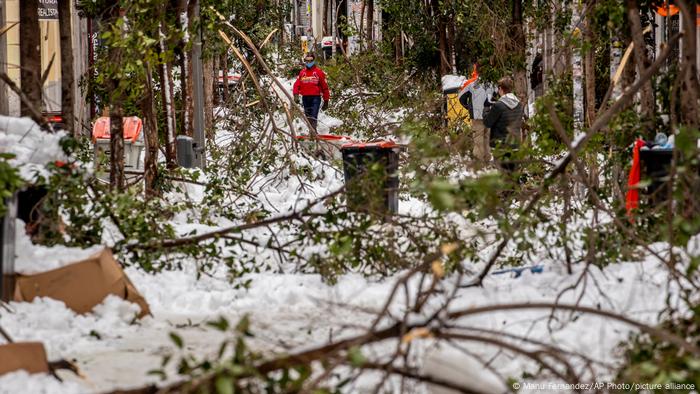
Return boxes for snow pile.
[0,371,85,394]
[14,222,105,274]
[0,116,67,181]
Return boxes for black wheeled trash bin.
[341,141,401,215]
[639,148,673,205]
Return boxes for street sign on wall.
[38,0,58,20]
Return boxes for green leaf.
[347,346,365,367]
[207,316,230,332]
[235,315,251,335]
[215,376,234,394]
[169,332,184,349]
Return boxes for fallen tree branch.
[128,187,345,251]
[446,301,700,356]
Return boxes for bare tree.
[626,0,655,130]
[142,65,159,198]
[19,0,43,118]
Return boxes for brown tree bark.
[143,65,159,198]
[107,6,124,190]
[203,57,214,139]
[395,32,402,65]
[677,0,699,129]
[366,0,374,49]
[626,0,655,129]
[212,55,219,106]
[19,0,43,118]
[323,0,330,36]
[58,0,75,135]
[109,105,124,191]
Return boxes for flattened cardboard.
[13,248,150,318]
[0,342,50,375]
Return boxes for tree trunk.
[176,0,192,137]
[432,0,449,75]
[158,22,177,169]
[512,0,528,107]
[571,1,584,134]
[358,0,366,51]
[213,55,219,106]
[107,6,124,190]
[447,4,457,74]
[143,65,159,199]
[584,5,596,126]
[395,31,402,65]
[19,0,43,118]
[678,0,699,129]
[366,0,374,49]
[203,57,214,139]
[58,0,75,135]
[323,0,329,36]
[109,105,124,191]
[610,36,623,100]
[626,0,655,129]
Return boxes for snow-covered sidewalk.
[0,247,671,393]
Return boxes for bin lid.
[91,116,143,143]
[341,140,399,149]
[295,134,353,141]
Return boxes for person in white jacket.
[458,70,495,167]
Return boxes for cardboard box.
[0,342,50,375]
[13,248,150,318]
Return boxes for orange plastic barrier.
[91,117,143,143]
[341,140,399,149]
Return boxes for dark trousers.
[302,95,322,131]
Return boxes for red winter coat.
[293,66,330,101]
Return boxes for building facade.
[289,0,381,55]
[0,0,89,131]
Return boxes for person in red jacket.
[293,53,330,131]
